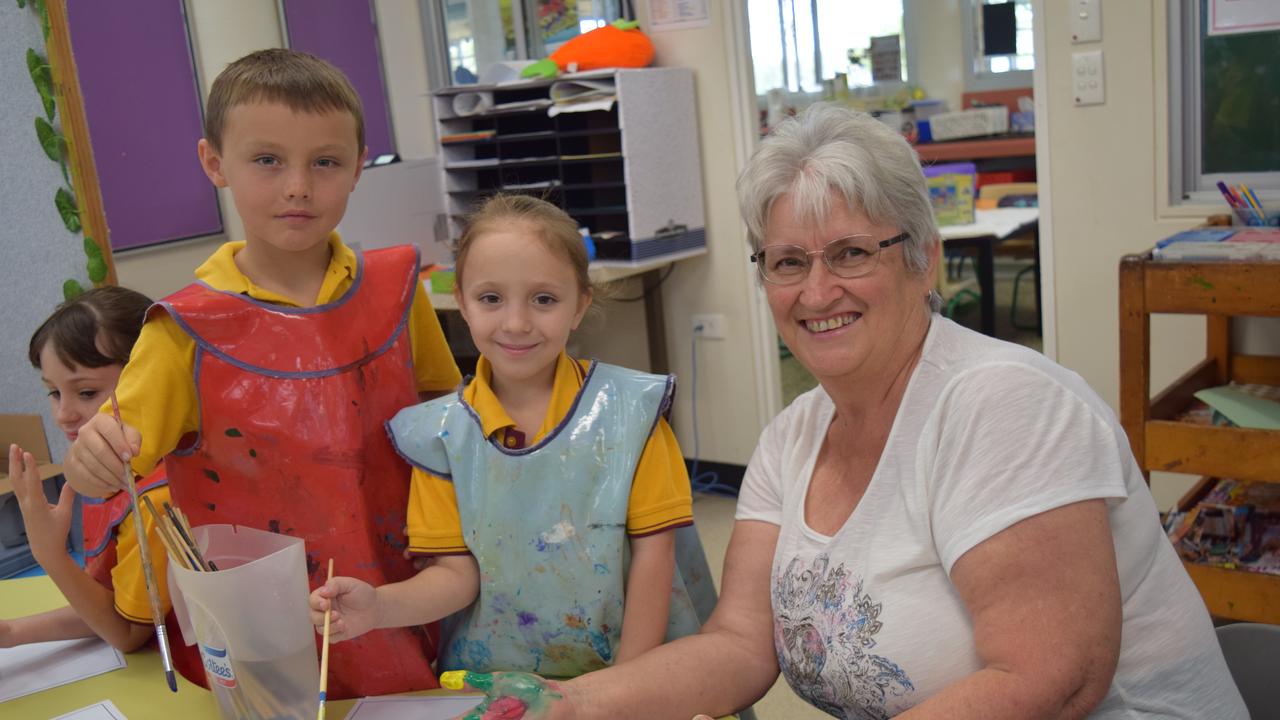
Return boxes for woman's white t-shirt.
[737,317,1246,719]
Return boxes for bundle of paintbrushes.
[141,498,216,573]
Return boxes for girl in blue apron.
[310,194,716,679]
[4,286,173,653]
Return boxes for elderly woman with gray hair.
[445,105,1246,719]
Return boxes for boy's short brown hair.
[204,48,364,152]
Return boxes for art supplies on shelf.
[1164,478,1280,577]
[1215,180,1276,227]
[439,129,496,145]
[1153,225,1280,261]
[923,162,976,225]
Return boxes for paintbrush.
[318,558,334,720]
[110,393,178,692]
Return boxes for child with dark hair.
[3,286,172,652]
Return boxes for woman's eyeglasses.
[750,233,909,285]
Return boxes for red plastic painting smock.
[154,245,438,699]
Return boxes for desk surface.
[939,207,1040,242]
[428,246,707,311]
[0,576,475,719]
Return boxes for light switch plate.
[1072,50,1105,106]
[1070,0,1102,43]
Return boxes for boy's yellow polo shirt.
[406,353,694,556]
[104,233,462,479]
[108,483,174,623]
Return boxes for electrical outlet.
[1072,50,1105,106]
[691,313,726,340]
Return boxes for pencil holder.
[169,524,318,720]
[1230,209,1280,227]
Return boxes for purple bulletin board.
[66,1,222,251]
[282,0,396,159]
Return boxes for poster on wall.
[649,0,710,32]
[1208,0,1280,36]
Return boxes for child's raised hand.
[309,576,379,642]
[9,444,75,566]
[63,413,140,498]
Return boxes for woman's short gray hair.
[737,103,940,276]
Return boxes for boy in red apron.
[62,50,461,699]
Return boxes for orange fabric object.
[549,24,654,72]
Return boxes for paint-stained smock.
[389,361,715,678]
[155,245,438,700]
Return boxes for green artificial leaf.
[59,157,69,184]
[35,116,61,163]
[27,49,54,121]
[31,0,48,39]
[62,279,84,301]
[87,255,107,283]
[84,236,103,260]
[55,186,80,233]
[18,0,27,9]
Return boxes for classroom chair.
[936,247,980,321]
[978,182,1039,332]
[1215,621,1280,718]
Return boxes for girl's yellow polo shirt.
[406,353,694,556]
[103,234,462,479]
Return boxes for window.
[427,0,628,87]
[748,0,906,96]
[1171,0,1280,203]
[962,0,1034,91]
[67,0,221,251]
[282,0,397,159]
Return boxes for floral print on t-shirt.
[773,554,914,719]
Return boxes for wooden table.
[938,208,1040,337]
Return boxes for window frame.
[1169,0,1280,207]
[961,0,1034,92]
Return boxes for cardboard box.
[0,414,64,548]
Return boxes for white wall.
[1039,0,1206,507]
[907,0,965,111]
[630,0,772,465]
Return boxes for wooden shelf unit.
[1118,252,1280,623]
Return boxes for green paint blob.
[225,427,243,437]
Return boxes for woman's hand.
[10,444,75,566]
[309,575,380,642]
[442,671,578,720]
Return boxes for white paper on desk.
[343,694,484,720]
[548,98,616,117]
[51,699,129,720]
[0,637,126,703]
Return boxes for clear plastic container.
[169,524,318,720]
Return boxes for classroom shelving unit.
[1118,250,1280,623]
[431,68,705,261]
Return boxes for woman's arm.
[901,499,1121,720]
[310,554,480,641]
[454,519,782,720]
[615,530,676,664]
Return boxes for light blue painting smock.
[388,361,715,678]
